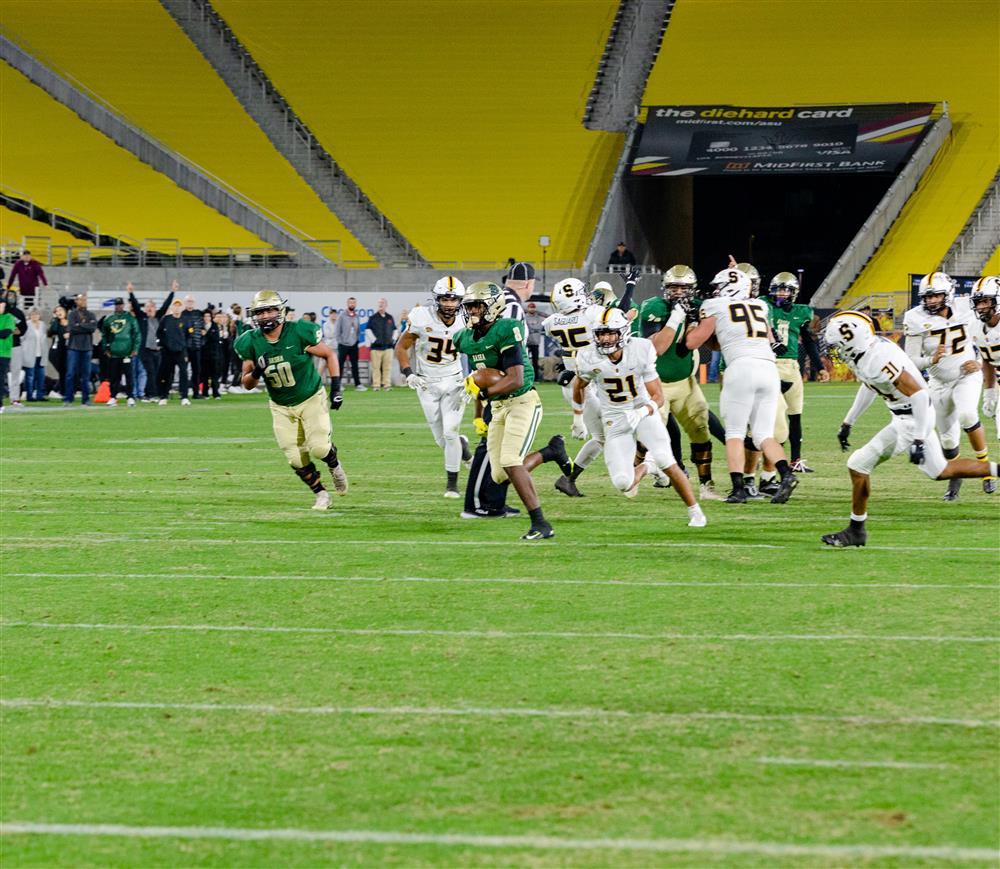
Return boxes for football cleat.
[744,483,766,501]
[725,487,748,504]
[444,488,460,499]
[312,490,332,511]
[790,458,814,473]
[699,481,723,501]
[460,435,472,466]
[503,505,521,517]
[330,464,349,496]
[984,477,998,495]
[821,526,867,547]
[460,509,504,519]
[546,434,574,478]
[554,475,584,497]
[522,521,555,540]
[770,473,799,504]
[943,479,961,501]
[687,505,708,527]
[758,478,780,497]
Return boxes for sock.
[789,414,803,462]
[294,463,325,493]
[528,507,545,524]
[775,459,791,479]
[743,474,755,487]
[990,461,999,477]
[320,446,339,469]
[850,512,867,531]
[975,447,989,463]
[665,415,683,469]
[730,471,744,490]
[760,470,776,482]
[446,470,458,489]
[708,411,726,443]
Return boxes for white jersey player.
[573,308,706,526]
[684,268,798,504]
[395,276,471,498]
[971,276,1000,445]
[821,310,998,547]
[903,271,989,499]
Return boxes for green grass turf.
[1,381,998,867]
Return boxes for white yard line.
[757,756,951,770]
[0,821,994,861]
[3,572,997,591]
[4,621,996,645]
[2,698,995,729]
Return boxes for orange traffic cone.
[94,381,111,403]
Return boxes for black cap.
[508,262,535,281]
[113,297,124,305]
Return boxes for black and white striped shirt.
[503,288,526,332]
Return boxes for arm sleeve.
[38,264,47,286]
[904,334,930,369]
[618,282,635,313]
[843,384,877,425]
[909,387,933,440]
[498,342,524,369]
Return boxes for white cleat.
[699,481,723,501]
[330,464,349,495]
[105,397,117,407]
[312,490,332,511]
[127,397,136,407]
[180,398,191,406]
[688,505,708,527]
[444,489,460,499]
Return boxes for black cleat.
[503,505,521,517]
[522,521,555,540]
[821,526,867,547]
[943,479,962,501]
[546,434,574,478]
[725,487,748,503]
[770,473,799,504]
[758,479,780,497]
[459,434,472,466]
[985,477,998,495]
[554,475,584,497]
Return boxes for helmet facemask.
[772,285,796,309]
[973,294,998,324]
[593,325,627,356]
[251,305,284,333]
[436,293,462,322]
[921,292,947,315]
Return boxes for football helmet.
[707,268,752,300]
[823,310,877,362]
[249,289,286,333]
[462,281,506,327]
[735,262,761,297]
[917,271,955,315]
[550,278,587,314]
[589,280,616,306]
[591,306,631,356]
[661,265,697,302]
[767,272,800,309]
[971,275,1000,323]
[432,275,465,320]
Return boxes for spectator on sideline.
[199,310,225,399]
[334,296,364,390]
[366,297,396,391]
[4,290,26,405]
[156,299,190,405]
[608,241,636,269]
[524,302,544,381]
[22,307,48,401]
[129,280,175,400]
[180,294,205,398]
[5,250,48,300]
[100,297,140,406]
[64,293,97,406]
[0,298,14,411]
[228,304,249,387]
[317,309,338,383]
[47,304,69,396]
[303,311,317,323]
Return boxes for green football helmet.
[462,281,506,327]
[735,262,761,297]
[249,288,287,332]
[661,264,697,302]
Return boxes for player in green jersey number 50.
[235,289,348,510]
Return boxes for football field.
[1,381,998,867]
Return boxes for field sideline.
[1,381,998,867]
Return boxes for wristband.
[331,376,341,393]
[401,366,413,377]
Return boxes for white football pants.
[929,370,983,450]
[417,375,467,472]
[720,357,780,447]
[604,411,677,492]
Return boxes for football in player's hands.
[471,368,505,390]
[837,423,851,451]
[908,439,925,465]
[330,391,343,411]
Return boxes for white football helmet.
[432,275,465,319]
[590,306,631,356]
[590,280,616,306]
[550,278,587,314]
[708,268,752,300]
[824,310,877,362]
[917,271,955,314]
[971,275,1000,323]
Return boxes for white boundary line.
[3,698,995,729]
[0,821,994,861]
[4,621,996,645]
[756,756,951,770]
[3,536,998,553]
[3,572,997,591]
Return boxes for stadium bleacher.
[0,0,370,263]
[212,0,623,265]
[642,0,999,296]
[0,209,86,259]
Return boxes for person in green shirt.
[456,281,570,540]
[100,297,140,407]
[235,289,348,510]
[0,299,14,411]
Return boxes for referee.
[461,262,531,518]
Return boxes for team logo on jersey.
[426,326,433,332]
[592,369,600,375]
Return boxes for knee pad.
[691,442,711,466]
[318,446,338,467]
[743,435,756,451]
[963,420,982,434]
[943,446,959,460]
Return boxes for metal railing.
[942,168,1000,274]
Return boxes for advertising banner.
[632,103,935,176]
[909,274,981,307]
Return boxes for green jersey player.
[235,289,347,509]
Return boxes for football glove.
[909,439,925,465]
[837,423,852,452]
[330,390,343,411]
[571,414,587,440]
[984,387,997,418]
[405,373,424,390]
[624,267,642,287]
[624,402,655,432]
[464,373,481,400]
[473,417,488,437]
[251,354,267,379]
[556,368,575,388]
[770,339,788,357]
